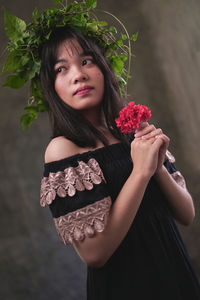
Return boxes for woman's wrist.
[154,165,166,178]
[130,168,152,185]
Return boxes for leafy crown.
[2,0,138,130]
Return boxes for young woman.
[39,26,200,299]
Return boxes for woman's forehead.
[56,38,83,59]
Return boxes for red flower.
[115,101,152,133]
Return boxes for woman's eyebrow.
[54,58,68,66]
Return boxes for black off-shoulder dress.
[40,141,200,300]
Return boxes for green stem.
[30,50,35,62]
[96,9,132,95]
[104,31,129,54]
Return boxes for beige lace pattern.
[54,196,112,244]
[40,158,106,207]
[165,150,175,163]
[165,150,186,189]
[171,171,186,189]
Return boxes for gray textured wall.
[0,0,200,299]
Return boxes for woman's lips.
[77,88,93,95]
[75,87,93,95]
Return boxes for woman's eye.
[82,59,93,66]
[55,66,66,74]
[57,67,66,73]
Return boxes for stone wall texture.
[0,0,200,299]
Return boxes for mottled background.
[0,0,200,299]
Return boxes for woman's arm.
[73,136,164,268]
[135,123,195,226]
[154,166,195,226]
[74,169,149,268]
[45,134,163,268]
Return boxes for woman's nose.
[73,67,88,84]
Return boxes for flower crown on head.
[1,0,138,130]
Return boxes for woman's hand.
[130,132,164,179]
[134,123,170,174]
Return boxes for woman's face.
[54,38,104,112]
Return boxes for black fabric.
[43,142,200,300]
[43,151,111,218]
[49,184,109,218]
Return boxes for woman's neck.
[81,107,121,147]
[82,106,106,129]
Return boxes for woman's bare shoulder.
[44,136,80,163]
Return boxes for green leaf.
[38,102,49,112]
[109,43,118,51]
[86,23,98,32]
[32,8,38,22]
[69,15,86,27]
[25,106,38,114]
[109,26,117,34]
[86,21,108,32]
[109,56,124,74]
[32,61,41,76]
[20,112,37,131]
[132,32,138,42]
[124,73,132,79]
[2,51,29,74]
[25,60,41,81]
[113,58,124,73]
[116,39,123,46]
[53,0,63,4]
[30,77,45,105]
[85,0,97,9]
[119,53,128,61]
[4,9,26,43]
[121,34,127,40]
[96,21,108,27]
[3,74,27,88]
[45,30,52,40]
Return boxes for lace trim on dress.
[40,158,106,207]
[165,150,175,163]
[54,197,112,244]
[171,171,187,189]
[165,151,187,189]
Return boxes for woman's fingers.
[131,134,164,177]
[141,128,163,140]
[155,133,170,147]
[134,124,156,138]
[134,122,149,134]
[133,123,171,176]
[134,124,170,155]
[154,134,170,173]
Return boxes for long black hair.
[40,26,126,148]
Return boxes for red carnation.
[115,101,152,133]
